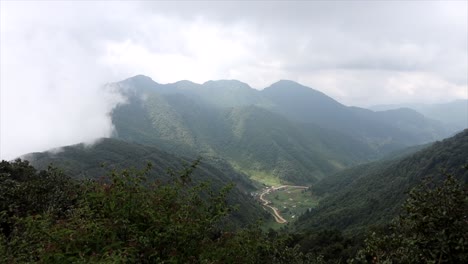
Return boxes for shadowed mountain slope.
[294,129,468,234]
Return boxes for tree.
[354,173,468,263]
[0,159,308,263]
[0,160,78,237]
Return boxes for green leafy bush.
[353,174,468,263]
[0,159,306,263]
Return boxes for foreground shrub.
[0,160,306,263]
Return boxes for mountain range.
[21,75,465,230]
[109,75,453,184]
[7,69,467,263]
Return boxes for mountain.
[23,138,269,226]
[221,106,377,183]
[118,75,268,108]
[294,129,468,234]
[109,75,453,184]
[112,75,454,184]
[371,100,468,131]
[119,76,451,150]
[111,77,380,184]
[261,80,451,152]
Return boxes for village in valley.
[252,185,318,225]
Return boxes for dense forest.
[1,155,466,263]
[295,130,468,234]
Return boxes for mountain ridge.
[108,75,454,184]
[370,100,468,131]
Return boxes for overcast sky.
[1,1,467,159]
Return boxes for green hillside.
[221,106,376,183]
[24,138,269,226]
[294,129,468,234]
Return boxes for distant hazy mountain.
[294,129,468,234]
[107,75,454,184]
[260,80,451,151]
[23,138,268,226]
[370,100,468,131]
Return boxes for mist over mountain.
[15,82,468,261]
[18,74,458,186]
[20,74,464,231]
[3,1,467,262]
[18,75,466,259]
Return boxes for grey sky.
[1,1,467,159]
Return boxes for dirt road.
[259,185,308,224]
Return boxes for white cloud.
[0,1,125,160]
[1,1,467,159]
[300,70,467,107]
[99,17,261,85]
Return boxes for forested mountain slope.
[112,77,379,184]
[118,75,450,151]
[23,138,268,226]
[109,75,454,184]
[121,76,450,149]
[295,129,468,234]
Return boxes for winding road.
[259,185,308,224]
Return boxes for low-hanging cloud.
[0,2,126,160]
[1,1,467,159]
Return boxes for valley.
[23,76,466,232]
[10,76,467,262]
[3,1,467,262]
